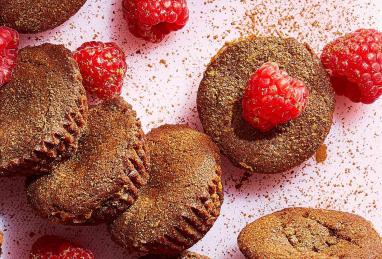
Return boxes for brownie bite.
[238,208,382,259]
[197,36,335,174]
[110,125,223,255]
[0,43,88,176]
[0,0,87,33]
[27,97,149,224]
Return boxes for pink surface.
[1,0,382,258]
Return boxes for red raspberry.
[30,235,94,259]
[321,29,382,104]
[122,0,189,43]
[0,26,19,86]
[242,62,309,132]
[73,41,127,100]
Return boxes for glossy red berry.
[0,26,19,86]
[122,0,189,43]
[73,41,127,100]
[242,62,309,132]
[321,29,382,104]
[30,235,94,259]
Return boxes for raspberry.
[122,0,189,43]
[321,29,382,104]
[73,41,127,100]
[30,235,94,259]
[242,62,309,132]
[0,26,19,86]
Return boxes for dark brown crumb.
[316,144,328,164]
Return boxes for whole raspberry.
[30,235,94,259]
[321,29,382,104]
[122,0,189,43]
[242,62,309,132]
[73,41,127,100]
[0,26,19,86]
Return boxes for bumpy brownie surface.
[27,97,149,224]
[0,43,88,176]
[197,36,335,174]
[238,207,382,259]
[110,125,223,255]
[0,0,87,33]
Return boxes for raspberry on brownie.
[242,62,309,132]
[197,36,335,174]
[0,43,88,176]
[27,97,149,224]
[110,125,223,255]
[0,0,87,33]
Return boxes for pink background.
[1,0,381,258]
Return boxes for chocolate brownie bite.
[0,43,88,176]
[27,97,149,224]
[141,251,210,259]
[197,36,335,174]
[110,125,223,255]
[0,0,87,33]
[238,208,382,259]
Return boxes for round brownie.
[0,0,87,33]
[27,97,149,224]
[197,36,335,174]
[0,43,88,176]
[238,208,382,259]
[140,251,211,259]
[110,125,223,255]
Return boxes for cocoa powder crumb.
[316,144,328,163]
